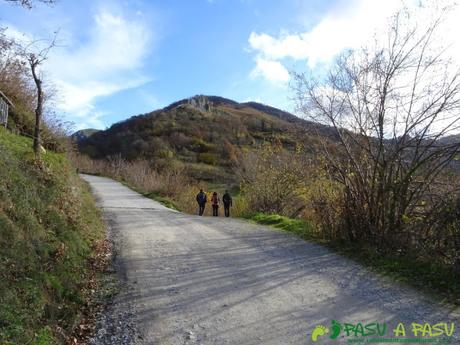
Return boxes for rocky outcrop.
[187,95,213,113]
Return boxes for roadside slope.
[83,174,460,345]
[0,128,106,344]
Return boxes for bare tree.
[4,0,56,9]
[15,36,57,158]
[293,5,460,255]
[29,54,44,155]
[2,1,59,158]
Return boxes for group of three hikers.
[196,189,233,217]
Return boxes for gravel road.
[82,174,459,345]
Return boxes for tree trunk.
[31,59,43,158]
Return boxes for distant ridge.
[71,128,100,144]
[77,95,336,181]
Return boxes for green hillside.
[78,95,334,182]
[0,127,105,344]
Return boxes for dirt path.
[82,174,459,345]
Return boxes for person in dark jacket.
[196,189,207,216]
[211,192,220,217]
[222,190,232,217]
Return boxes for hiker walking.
[222,190,232,217]
[211,192,220,217]
[196,189,207,216]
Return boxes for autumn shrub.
[407,188,460,273]
[197,152,218,165]
[302,174,342,240]
[236,144,311,217]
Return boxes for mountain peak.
[164,95,239,112]
[71,128,100,144]
[187,95,214,112]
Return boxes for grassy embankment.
[244,213,460,306]
[0,127,107,344]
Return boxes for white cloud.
[44,8,154,128]
[4,26,32,43]
[248,0,449,89]
[249,0,407,69]
[263,1,410,67]
[249,57,289,84]
[249,31,307,61]
[73,111,107,131]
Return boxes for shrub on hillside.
[197,152,218,165]
[237,144,311,217]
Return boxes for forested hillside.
[78,95,335,182]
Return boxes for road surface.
[82,174,459,345]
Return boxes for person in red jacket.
[211,192,220,217]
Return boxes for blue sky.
[0,0,429,129]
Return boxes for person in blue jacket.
[196,189,207,216]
